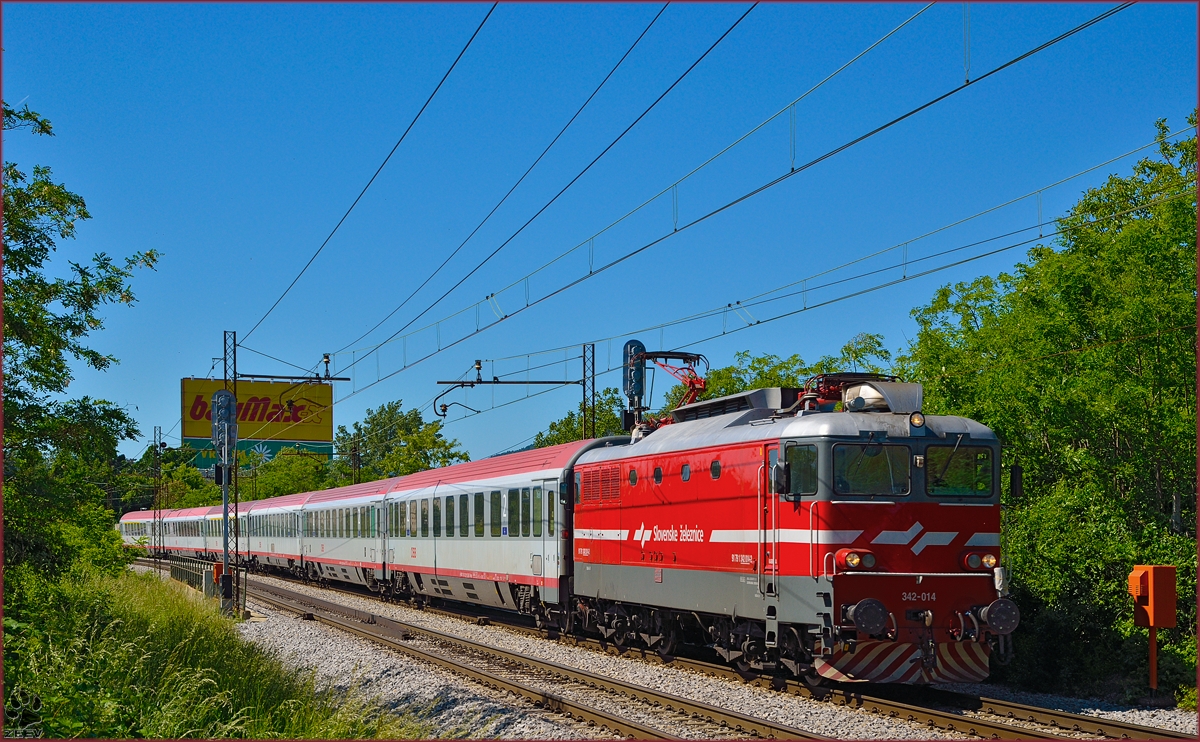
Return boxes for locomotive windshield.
[926,444,993,496]
[833,443,911,495]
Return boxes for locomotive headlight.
[981,553,998,568]
[966,553,982,569]
[909,411,925,428]
[861,552,876,568]
[845,552,862,568]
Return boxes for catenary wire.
[335,0,923,364]
[335,3,671,355]
[241,3,498,343]
[434,187,1193,430]
[338,1,933,357]
[476,123,1196,363]
[184,124,1190,451]
[249,2,938,378]
[320,2,1137,398]
[334,3,759,374]
[237,184,1192,452]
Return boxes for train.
[121,371,1020,685]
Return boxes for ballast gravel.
[237,599,614,739]
[246,573,972,739]
[935,681,1198,737]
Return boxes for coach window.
[519,488,531,538]
[422,499,430,537]
[352,508,359,538]
[710,460,721,479]
[473,493,484,537]
[432,498,442,537]
[459,494,470,537]
[926,445,993,497]
[409,501,417,537]
[784,444,818,499]
[833,443,911,496]
[532,487,543,538]
[508,489,520,537]
[681,464,691,482]
[490,491,502,537]
[445,495,454,538]
[628,469,638,486]
[653,467,663,485]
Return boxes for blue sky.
[3,2,1195,460]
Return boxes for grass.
[3,568,436,738]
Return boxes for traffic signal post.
[212,388,238,615]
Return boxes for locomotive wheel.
[656,628,678,659]
[801,669,828,689]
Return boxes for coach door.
[761,444,781,647]
[538,480,558,601]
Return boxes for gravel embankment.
[246,573,972,739]
[935,681,1198,736]
[238,599,613,739]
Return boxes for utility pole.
[351,443,361,485]
[152,425,163,566]
[223,330,240,606]
[582,344,596,439]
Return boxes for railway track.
[245,578,832,740]
[135,558,1193,740]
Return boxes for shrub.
[4,570,433,738]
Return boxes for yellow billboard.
[181,378,333,443]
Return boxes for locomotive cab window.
[833,443,911,496]
[784,444,818,498]
[926,444,993,496]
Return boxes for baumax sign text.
[180,378,333,443]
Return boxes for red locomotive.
[122,347,1019,685]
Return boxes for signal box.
[1127,565,1176,628]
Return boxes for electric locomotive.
[120,366,1018,686]
[571,373,1019,684]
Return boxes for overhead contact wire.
[329,1,1134,395]
[337,2,759,374]
[242,3,498,343]
[336,3,671,354]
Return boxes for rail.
[134,559,1194,741]
[245,578,832,740]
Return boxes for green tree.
[328,401,468,484]
[534,387,627,448]
[2,100,159,584]
[896,115,1196,698]
[247,448,330,501]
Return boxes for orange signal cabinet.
[1127,565,1176,628]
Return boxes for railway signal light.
[211,389,238,452]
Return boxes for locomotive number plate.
[902,591,937,602]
